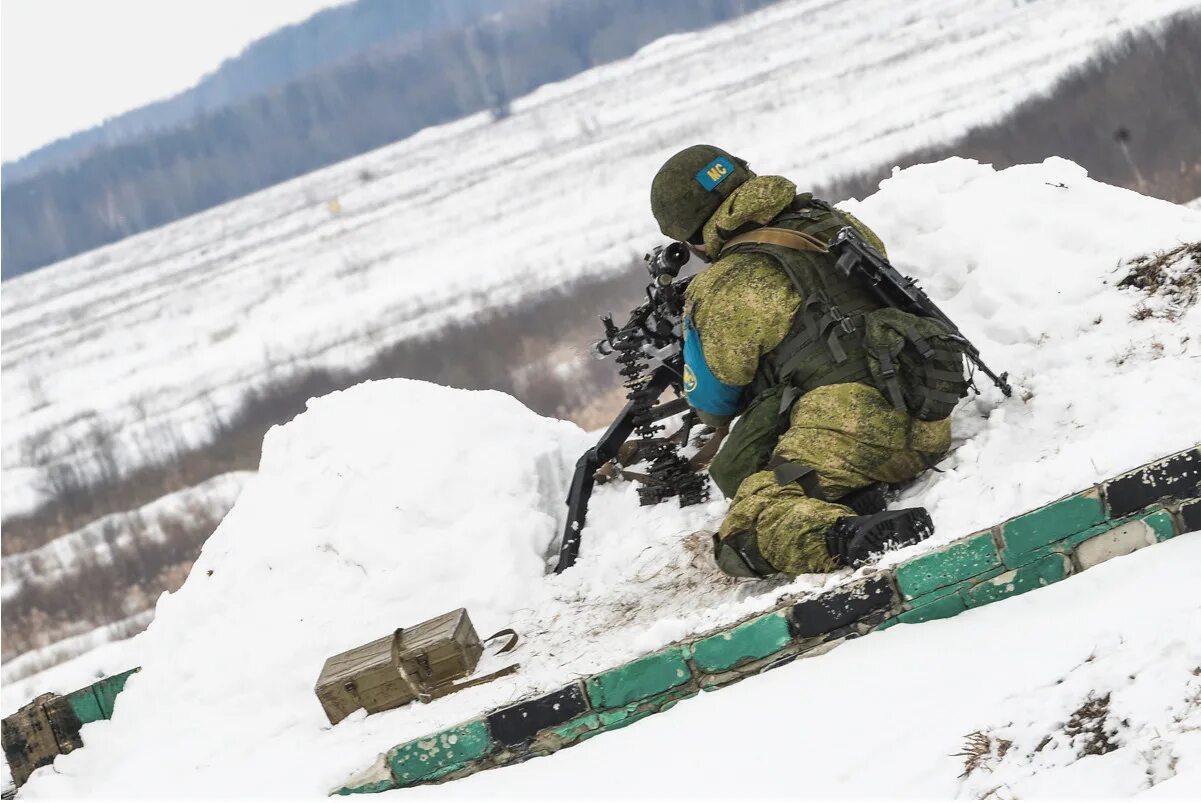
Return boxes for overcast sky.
[1,0,353,162]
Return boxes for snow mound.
[22,159,1201,797]
[20,380,590,797]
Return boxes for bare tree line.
[1,497,228,659]
[821,12,1201,206]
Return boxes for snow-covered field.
[17,160,1201,797]
[1,472,247,607]
[0,471,248,678]
[3,0,1196,516]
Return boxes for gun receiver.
[830,227,1013,398]
[554,242,708,574]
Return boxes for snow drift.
[20,159,1201,797]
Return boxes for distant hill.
[0,0,517,185]
[1,0,778,280]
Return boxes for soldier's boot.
[839,481,890,516]
[824,507,934,568]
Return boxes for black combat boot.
[839,482,889,516]
[825,507,934,568]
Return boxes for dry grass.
[954,729,1014,778]
[1118,241,1201,319]
[1063,692,1120,757]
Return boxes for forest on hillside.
[1,0,776,279]
[0,0,516,185]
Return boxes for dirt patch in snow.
[1119,241,1201,320]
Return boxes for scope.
[645,241,691,287]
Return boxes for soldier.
[650,145,959,578]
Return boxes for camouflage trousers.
[717,382,951,576]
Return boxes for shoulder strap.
[720,226,828,258]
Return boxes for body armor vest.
[722,195,883,401]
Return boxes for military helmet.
[650,144,754,243]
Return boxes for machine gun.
[829,226,1013,398]
[553,242,711,574]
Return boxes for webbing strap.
[720,226,829,257]
[768,457,824,497]
[915,387,964,404]
[932,348,962,363]
[925,368,966,382]
[423,664,521,703]
[915,386,963,420]
[778,385,800,415]
[713,531,777,578]
[876,352,906,412]
[817,309,855,364]
[800,293,825,340]
[826,330,848,363]
[904,325,935,359]
[790,358,873,392]
[771,210,837,241]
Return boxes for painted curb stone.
[1000,490,1106,563]
[895,531,999,599]
[387,719,492,784]
[584,647,692,710]
[789,575,895,638]
[487,683,589,748]
[1104,448,1201,518]
[1181,499,1201,532]
[692,612,791,673]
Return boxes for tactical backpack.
[862,307,968,422]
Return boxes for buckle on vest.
[878,352,897,379]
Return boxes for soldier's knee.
[712,530,776,578]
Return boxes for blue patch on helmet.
[695,156,735,191]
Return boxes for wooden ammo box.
[315,608,484,725]
[1,693,82,788]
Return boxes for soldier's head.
[650,144,754,245]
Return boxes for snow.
[415,532,1201,799]
[1,614,145,697]
[3,0,1195,516]
[16,159,1200,798]
[1,616,147,716]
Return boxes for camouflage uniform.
[653,148,950,577]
